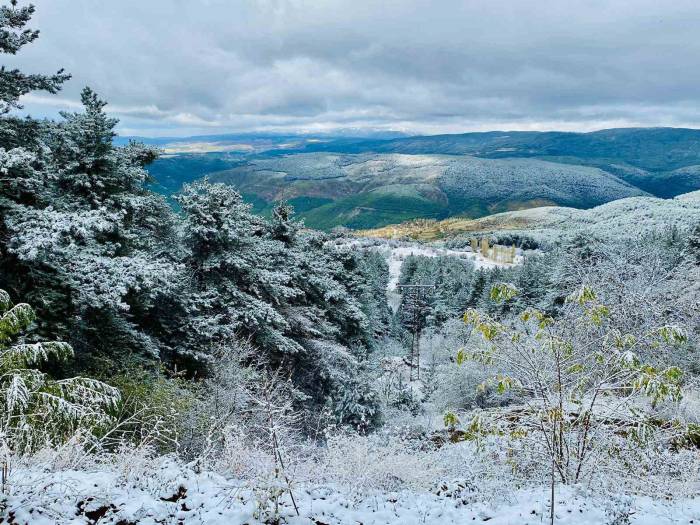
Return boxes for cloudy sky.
[10,0,700,137]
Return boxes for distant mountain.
[208,153,646,230]
[287,127,700,197]
[141,127,700,229]
[116,131,407,151]
[130,132,407,199]
[293,127,700,169]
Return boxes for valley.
[143,128,700,230]
[4,2,700,523]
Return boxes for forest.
[0,3,699,524]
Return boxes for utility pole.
[396,283,435,381]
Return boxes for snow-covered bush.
[459,283,687,487]
[317,430,448,499]
[106,366,195,455]
[603,493,633,525]
[178,342,305,521]
[432,363,500,411]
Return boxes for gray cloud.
[9,0,700,136]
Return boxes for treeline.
[0,3,390,428]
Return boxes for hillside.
[296,128,700,166]
[141,127,700,229]
[293,127,700,188]
[358,191,700,243]
[207,153,645,229]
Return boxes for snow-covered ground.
[4,462,698,524]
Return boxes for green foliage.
[106,365,194,451]
[0,289,120,453]
[463,308,502,341]
[679,423,700,449]
[489,282,518,303]
[655,325,688,345]
[443,411,459,429]
[632,365,683,405]
[0,302,34,344]
[566,285,597,305]
[295,185,447,230]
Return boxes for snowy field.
[4,461,699,524]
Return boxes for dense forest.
[1,3,699,524]
[0,5,391,431]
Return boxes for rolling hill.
[288,128,700,197]
[358,191,700,243]
[207,153,646,230]
[139,127,700,229]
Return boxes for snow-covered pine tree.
[0,0,69,186]
[175,180,300,360]
[0,289,119,453]
[2,88,179,368]
[0,1,386,428]
[0,0,66,205]
[175,181,381,426]
[270,201,300,246]
[0,2,178,369]
[0,1,69,115]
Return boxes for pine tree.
[0,1,70,115]
[1,85,178,368]
[687,224,700,264]
[0,289,119,453]
[0,1,69,154]
[270,201,300,245]
[175,180,299,359]
[468,269,487,307]
[0,1,384,428]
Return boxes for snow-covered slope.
[361,191,700,243]
[490,190,700,242]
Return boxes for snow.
[4,462,698,524]
[453,190,700,246]
[384,244,521,311]
[330,238,522,311]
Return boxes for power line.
[396,283,435,381]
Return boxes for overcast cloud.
[9,0,700,136]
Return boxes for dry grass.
[355,213,544,241]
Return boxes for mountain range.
[141,127,700,230]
